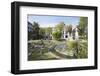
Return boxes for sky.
[28,15,80,27]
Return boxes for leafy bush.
[67,40,88,58]
[77,41,88,58]
[52,31,62,40]
[67,40,78,49]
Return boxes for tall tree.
[39,28,46,39]
[46,27,52,34]
[32,22,40,39]
[78,17,88,39]
[55,22,65,31]
[67,25,72,36]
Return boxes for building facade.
[52,26,79,40]
[28,22,33,32]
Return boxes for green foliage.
[79,17,88,28]
[46,27,52,34]
[32,22,40,33]
[52,31,62,40]
[67,25,72,35]
[72,29,76,39]
[67,40,88,58]
[52,22,65,40]
[78,17,88,39]
[67,40,78,50]
[55,22,65,31]
[28,21,40,40]
[28,40,57,61]
[28,31,33,40]
[39,28,45,35]
[77,41,88,58]
[39,28,46,39]
[32,22,40,39]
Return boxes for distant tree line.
[28,22,52,40]
[28,17,88,40]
